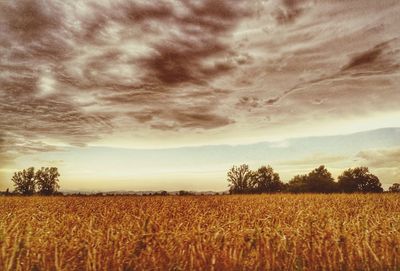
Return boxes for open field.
[1,194,400,271]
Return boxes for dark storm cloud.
[0,0,72,62]
[138,39,228,85]
[0,0,252,164]
[342,45,383,71]
[2,0,62,41]
[133,0,252,86]
[1,0,400,165]
[72,0,251,87]
[341,39,400,74]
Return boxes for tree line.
[10,167,61,195]
[228,164,400,194]
[4,165,400,196]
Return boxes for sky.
[1,0,400,191]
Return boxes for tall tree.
[12,167,36,195]
[35,167,60,195]
[227,164,254,194]
[338,167,383,193]
[252,165,284,193]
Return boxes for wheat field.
[1,194,399,271]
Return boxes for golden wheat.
[0,194,399,270]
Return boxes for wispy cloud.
[277,153,347,167]
[357,147,400,168]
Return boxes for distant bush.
[157,191,169,196]
[388,183,400,193]
[178,190,194,196]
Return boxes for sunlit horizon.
[2,127,399,192]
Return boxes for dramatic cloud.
[1,0,400,168]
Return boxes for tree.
[252,165,284,193]
[287,174,309,193]
[35,167,60,195]
[287,165,337,193]
[307,165,338,193]
[338,167,383,193]
[388,183,400,193]
[12,167,36,195]
[227,164,254,194]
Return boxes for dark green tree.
[388,183,400,192]
[307,165,338,193]
[252,165,284,193]
[35,167,60,195]
[12,167,36,195]
[287,174,309,193]
[287,165,337,193]
[338,167,383,193]
[227,164,254,194]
